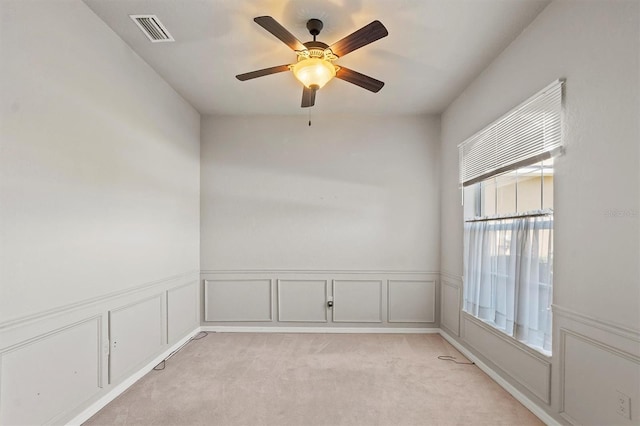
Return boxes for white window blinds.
[459,80,564,186]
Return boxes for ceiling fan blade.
[254,16,306,51]
[329,21,388,57]
[336,67,384,93]
[301,86,316,108]
[236,64,291,81]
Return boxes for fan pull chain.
[308,108,311,127]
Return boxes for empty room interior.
[1,0,639,425]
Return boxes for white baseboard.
[439,330,560,426]
[67,327,202,426]
[202,326,440,334]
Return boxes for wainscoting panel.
[109,295,164,383]
[561,330,639,425]
[0,271,198,425]
[441,278,461,335]
[0,317,102,425]
[201,271,438,329]
[388,280,436,323]
[167,281,199,343]
[553,305,640,425]
[204,279,272,322]
[278,280,327,322]
[463,315,551,403]
[332,280,382,323]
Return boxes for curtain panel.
[463,213,553,353]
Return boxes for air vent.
[130,15,174,42]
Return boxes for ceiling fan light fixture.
[291,58,337,90]
[236,16,388,107]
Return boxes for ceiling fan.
[236,16,388,108]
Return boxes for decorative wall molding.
[0,316,104,425]
[277,279,328,323]
[204,279,273,322]
[201,269,437,275]
[0,270,199,331]
[462,314,551,404]
[388,280,436,323]
[108,294,164,384]
[167,282,199,343]
[552,304,640,342]
[439,270,463,284]
[68,328,201,426]
[332,279,383,323]
[440,279,460,290]
[201,326,441,334]
[462,312,551,362]
[558,327,640,425]
[202,270,439,329]
[0,314,103,357]
[3,267,575,426]
[440,280,461,336]
[0,273,199,425]
[440,323,459,338]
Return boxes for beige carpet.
[85,333,543,426]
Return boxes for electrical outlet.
[616,391,631,420]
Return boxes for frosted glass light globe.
[292,58,336,89]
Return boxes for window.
[458,80,563,356]
[463,161,553,354]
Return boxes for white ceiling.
[84,0,549,116]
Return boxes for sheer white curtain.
[463,212,553,353]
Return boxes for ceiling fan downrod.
[306,18,323,41]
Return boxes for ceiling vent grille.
[130,15,174,42]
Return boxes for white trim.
[201,326,440,334]
[558,327,640,419]
[277,279,329,323]
[0,316,104,425]
[462,314,551,403]
[166,281,200,344]
[552,304,640,342]
[439,330,561,426]
[440,281,461,336]
[332,279,383,323]
[440,279,460,290]
[440,270,463,283]
[203,279,273,322]
[387,279,437,323]
[201,269,436,275]
[67,327,201,426]
[0,271,199,330]
[440,323,459,338]
[462,311,551,362]
[107,294,165,384]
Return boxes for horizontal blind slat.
[459,80,564,186]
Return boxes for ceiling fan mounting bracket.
[306,19,323,38]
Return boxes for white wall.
[201,114,440,272]
[0,2,201,423]
[440,0,639,424]
[0,0,201,323]
[200,115,440,330]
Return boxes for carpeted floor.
[85,333,543,426]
